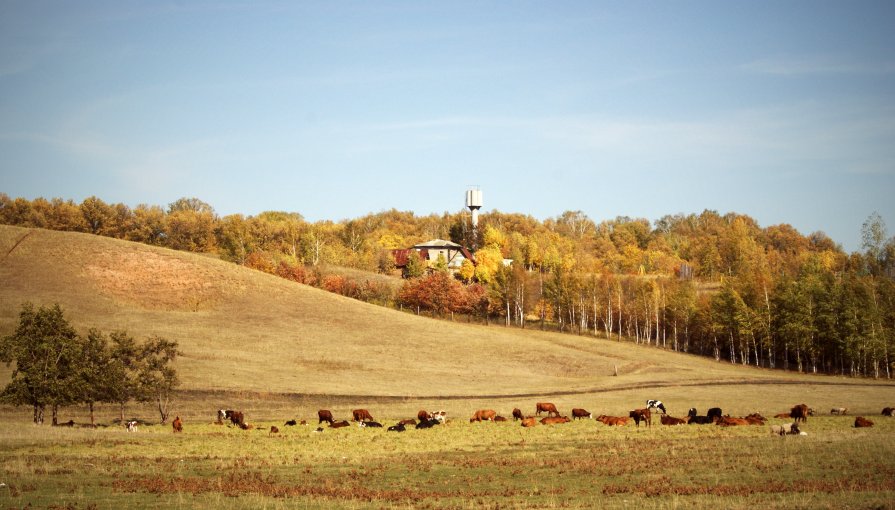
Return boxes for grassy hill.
[0,225,887,404]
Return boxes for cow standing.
[646,400,667,414]
[172,416,183,433]
[352,409,374,422]
[318,410,334,425]
[536,402,560,417]
[571,408,592,420]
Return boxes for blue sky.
[1,1,893,252]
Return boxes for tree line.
[0,303,179,425]
[1,194,893,377]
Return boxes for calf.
[571,408,592,420]
[744,413,766,425]
[269,425,279,435]
[830,407,848,415]
[536,402,560,417]
[883,407,895,417]
[284,419,298,426]
[416,418,441,429]
[172,416,183,433]
[352,409,374,422]
[512,408,524,421]
[521,417,539,428]
[398,418,417,426]
[470,409,497,422]
[660,414,687,426]
[854,416,874,428]
[770,423,801,436]
[330,420,350,428]
[629,408,651,428]
[387,423,406,432]
[318,409,334,425]
[359,421,382,428]
[125,420,138,432]
[494,416,508,422]
[540,416,571,425]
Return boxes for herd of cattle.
[203,401,895,436]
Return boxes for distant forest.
[2,193,894,379]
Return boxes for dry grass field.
[2,224,895,509]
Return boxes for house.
[392,239,475,274]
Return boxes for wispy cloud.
[742,55,895,76]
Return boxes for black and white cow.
[646,399,667,414]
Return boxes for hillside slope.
[0,225,844,397]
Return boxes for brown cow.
[269,425,279,436]
[226,410,245,427]
[521,417,539,428]
[790,404,810,423]
[494,415,508,422]
[172,416,183,433]
[854,416,874,428]
[744,413,766,425]
[536,402,560,417]
[629,408,651,428]
[352,409,374,422]
[417,410,433,422]
[330,420,350,428]
[596,415,629,426]
[773,412,791,419]
[398,418,417,426]
[540,416,571,425]
[717,416,749,426]
[660,414,687,425]
[512,408,524,421]
[571,408,592,420]
[318,409,334,425]
[470,409,497,422]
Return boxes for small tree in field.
[135,336,180,424]
[0,303,81,424]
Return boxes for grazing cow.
[398,418,417,426]
[512,408,524,421]
[790,404,810,423]
[318,410,334,425]
[494,416,508,422]
[269,425,279,435]
[387,423,406,432]
[172,416,183,433]
[596,415,629,426]
[330,420,350,428]
[540,416,571,425]
[629,408,651,428]
[352,409,374,422]
[418,410,433,422]
[470,409,497,422]
[521,417,539,428]
[830,407,848,415]
[284,419,298,426]
[536,402,560,417]
[854,416,874,428]
[223,410,244,427]
[571,408,592,420]
[883,407,895,417]
[646,400,667,414]
[660,415,687,426]
[126,420,138,432]
[707,408,723,422]
[359,421,382,428]
[216,409,228,424]
[770,423,801,436]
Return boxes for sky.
[1,1,894,253]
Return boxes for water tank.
[465,189,483,210]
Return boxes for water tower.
[465,187,483,230]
